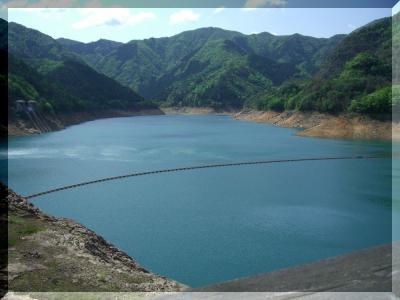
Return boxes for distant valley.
[2,9,399,293]
[2,13,398,137]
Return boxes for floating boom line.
[25,154,393,199]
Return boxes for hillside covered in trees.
[4,13,396,129]
[246,16,392,118]
[58,27,345,109]
[3,19,156,125]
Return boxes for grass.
[7,211,174,293]
[8,213,44,247]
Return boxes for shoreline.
[161,106,239,115]
[7,108,164,137]
[5,182,398,295]
[6,106,399,141]
[5,184,186,292]
[194,242,396,292]
[235,110,398,141]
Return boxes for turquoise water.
[1,115,396,287]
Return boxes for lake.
[1,114,397,287]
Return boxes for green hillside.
[6,14,394,120]
[5,21,153,122]
[246,16,392,117]
[8,22,78,62]
[8,55,152,120]
[59,27,344,108]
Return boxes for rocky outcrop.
[4,184,186,292]
[235,110,396,140]
[7,108,164,137]
[162,107,238,115]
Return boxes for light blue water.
[1,115,396,287]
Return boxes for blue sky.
[6,8,392,43]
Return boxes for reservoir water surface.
[1,114,397,287]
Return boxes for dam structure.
[15,100,51,133]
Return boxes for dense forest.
[58,27,345,109]
[4,13,397,122]
[3,19,154,121]
[246,17,392,118]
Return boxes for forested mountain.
[5,13,395,122]
[247,16,392,116]
[7,54,153,120]
[5,21,153,122]
[8,22,76,61]
[57,38,123,67]
[301,16,391,114]
[58,27,345,108]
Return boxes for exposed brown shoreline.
[235,110,398,141]
[7,108,164,137]
[161,106,239,115]
[6,107,399,141]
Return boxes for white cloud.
[244,0,287,9]
[169,9,200,25]
[213,7,225,14]
[73,8,156,29]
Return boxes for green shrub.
[41,101,55,114]
[348,86,392,115]
[267,97,285,111]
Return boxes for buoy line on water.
[25,154,396,199]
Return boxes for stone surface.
[4,184,186,292]
[191,243,397,293]
[235,110,395,140]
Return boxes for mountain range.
[56,28,344,108]
[3,13,395,129]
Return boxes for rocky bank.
[235,110,398,140]
[7,106,398,141]
[4,184,186,292]
[7,108,164,137]
[161,107,238,115]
